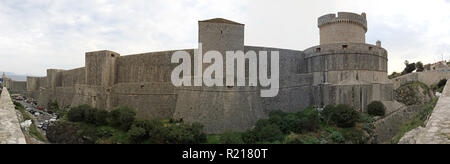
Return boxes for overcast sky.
[0,0,449,76]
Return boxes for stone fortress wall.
[4,12,398,133]
[392,71,450,89]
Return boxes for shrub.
[254,119,271,131]
[331,104,360,128]
[109,106,136,131]
[367,101,386,116]
[283,133,303,144]
[300,136,321,144]
[297,109,320,133]
[241,131,258,144]
[155,122,206,144]
[147,122,169,144]
[280,114,301,133]
[83,107,98,124]
[284,133,321,144]
[13,101,24,109]
[268,115,283,127]
[47,101,59,114]
[190,123,207,144]
[220,131,244,144]
[96,126,117,138]
[321,104,335,124]
[438,79,447,89]
[328,131,345,144]
[359,113,376,124]
[94,110,109,126]
[341,128,365,144]
[165,124,196,144]
[68,104,91,122]
[254,124,283,142]
[128,126,147,144]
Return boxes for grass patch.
[29,124,48,142]
[206,135,221,144]
[392,97,438,143]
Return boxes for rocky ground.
[394,82,435,106]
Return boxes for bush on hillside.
[297,108,320,133]
[367,101,386,116]
[68,104,92,122]
[220,131,244,144]
[164,123,207,144]
[128,126,147,144]
[321,104,335,124]
[109,106,136,131]
[330,104,360,128]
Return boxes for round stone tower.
[306,12,394,112]
[318,12,367,45]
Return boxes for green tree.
[94,109,109,126]
[402,60,416,75]
[331,104,360,128]
[416,62,424,72]
[254,124,283,142]
[128,126,147,144]
[68,104,91,122]
[109,106,136,131]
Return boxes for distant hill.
[0,71,28,81]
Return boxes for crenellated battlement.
[318,12,367,32]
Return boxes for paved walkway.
[400,82,450,144]
[0,88,26,144]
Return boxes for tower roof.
[199,18,244,25]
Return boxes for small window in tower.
[342,45,348,49]
[111,54,115,57]
[369,46,373,50]
[316,48,321,52]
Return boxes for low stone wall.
[393,72,450,89]
[0,88,26,144]
[374,104,423,143]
